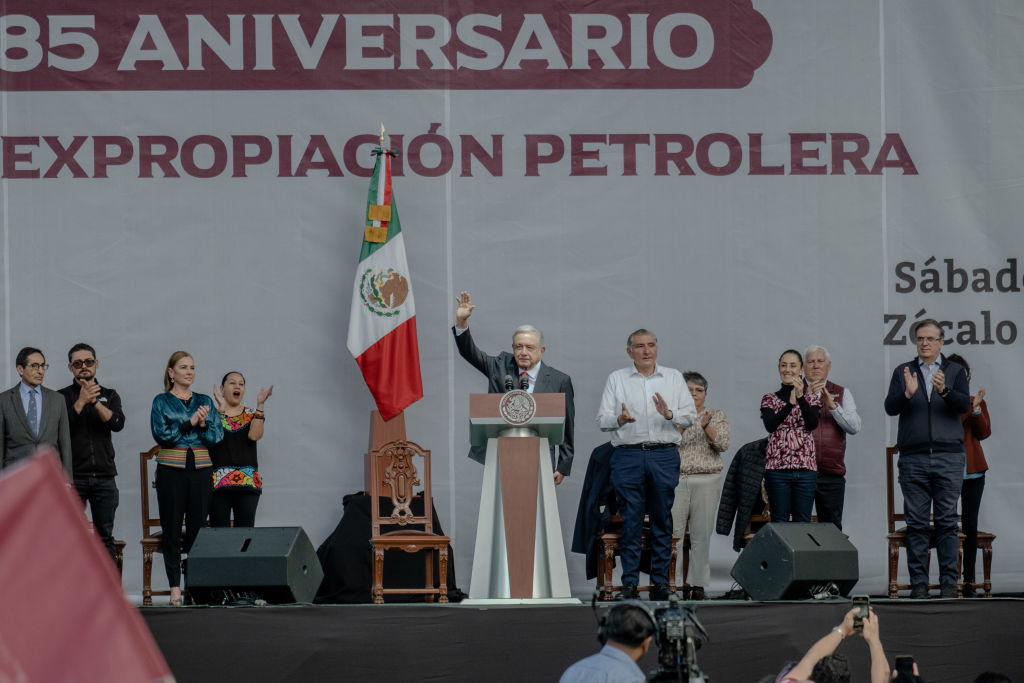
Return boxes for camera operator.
[560,602,655,683]
[778,607,889,683]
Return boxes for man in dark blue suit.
[452,291,575,484]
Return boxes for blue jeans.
[764,469,817,523]
[610,445,680,586]
[898,450,965,586]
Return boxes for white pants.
[670,472,721,588]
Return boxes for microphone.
[520,373,529,391]
[504,375,514,392]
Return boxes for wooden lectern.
[465,392,575,603]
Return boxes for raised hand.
[787,375,804,404]
[903,366,919,398]
[652,392,673,419]
[76,378,100,406]
[819,385,836,410]
[931,368,946,394]
[257,385,274,409]
[617,402,636,427]
[212,384,226,413]
[700,410,712,427]
[455,291,476,327]
[193,404,210,427]
[973,387,986,411]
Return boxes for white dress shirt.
[596,364,696,446]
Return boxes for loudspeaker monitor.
[730,523,858,600]
[187,527,324,604]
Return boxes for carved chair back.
[369,439,433,537]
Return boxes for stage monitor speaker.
[187,527,324,604]
[730,523,858,601]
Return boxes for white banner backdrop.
[1,1,1022,598]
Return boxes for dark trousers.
[764,469,817,523]
[610,445,680,586]
[898,450,964,586]
[960,474,985,582]
[75,475,119,562]
[155,453,212,587]
[209,491,260,527]
[814,472,846,530]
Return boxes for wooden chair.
[886,446,995,598]
[140,445,173,606]
[595,514,680,601]
[114,540,125,574]
[369,439,450,604]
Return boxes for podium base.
[468,436,573,600]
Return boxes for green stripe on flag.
[359,147,402,262]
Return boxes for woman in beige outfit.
[671,371,730,600]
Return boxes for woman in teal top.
[150,350,223,606]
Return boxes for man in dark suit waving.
[452,291,575,484]
[1,346,72,476]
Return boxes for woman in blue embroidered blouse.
[209,371,273,528]
[150,350,223,606]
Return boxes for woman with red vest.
[945,353,991,598]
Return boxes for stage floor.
[142,598,1024,682]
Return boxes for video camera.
[646,594,710,682]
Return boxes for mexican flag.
[346,147,423,420]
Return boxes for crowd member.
[761,349,820,523]
[777,607,889,683]
[452,290,575,484]
[59,343,126,564]
[559,602,655,683]
[884,319,969,599]
[597,329,696,600]
[945,353,991,598]
[974,673,1014,683]
[1,347,72,476]
[151,350,223,606]
[209,372,273,527]
[803,345,861,530]
[671,371,729,600]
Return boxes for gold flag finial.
[378,122,386,148]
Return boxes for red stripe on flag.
[381,152,393,212]
[354,317,423,420]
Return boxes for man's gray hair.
[804,345,831,362]
[627,329,657,347]
[513,324,544,346]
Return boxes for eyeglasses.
[915,336,941,344]
[25,363,49,371]
[71,358,96,369]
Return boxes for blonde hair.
[164,350,192,392]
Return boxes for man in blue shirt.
[559,602,655,683]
